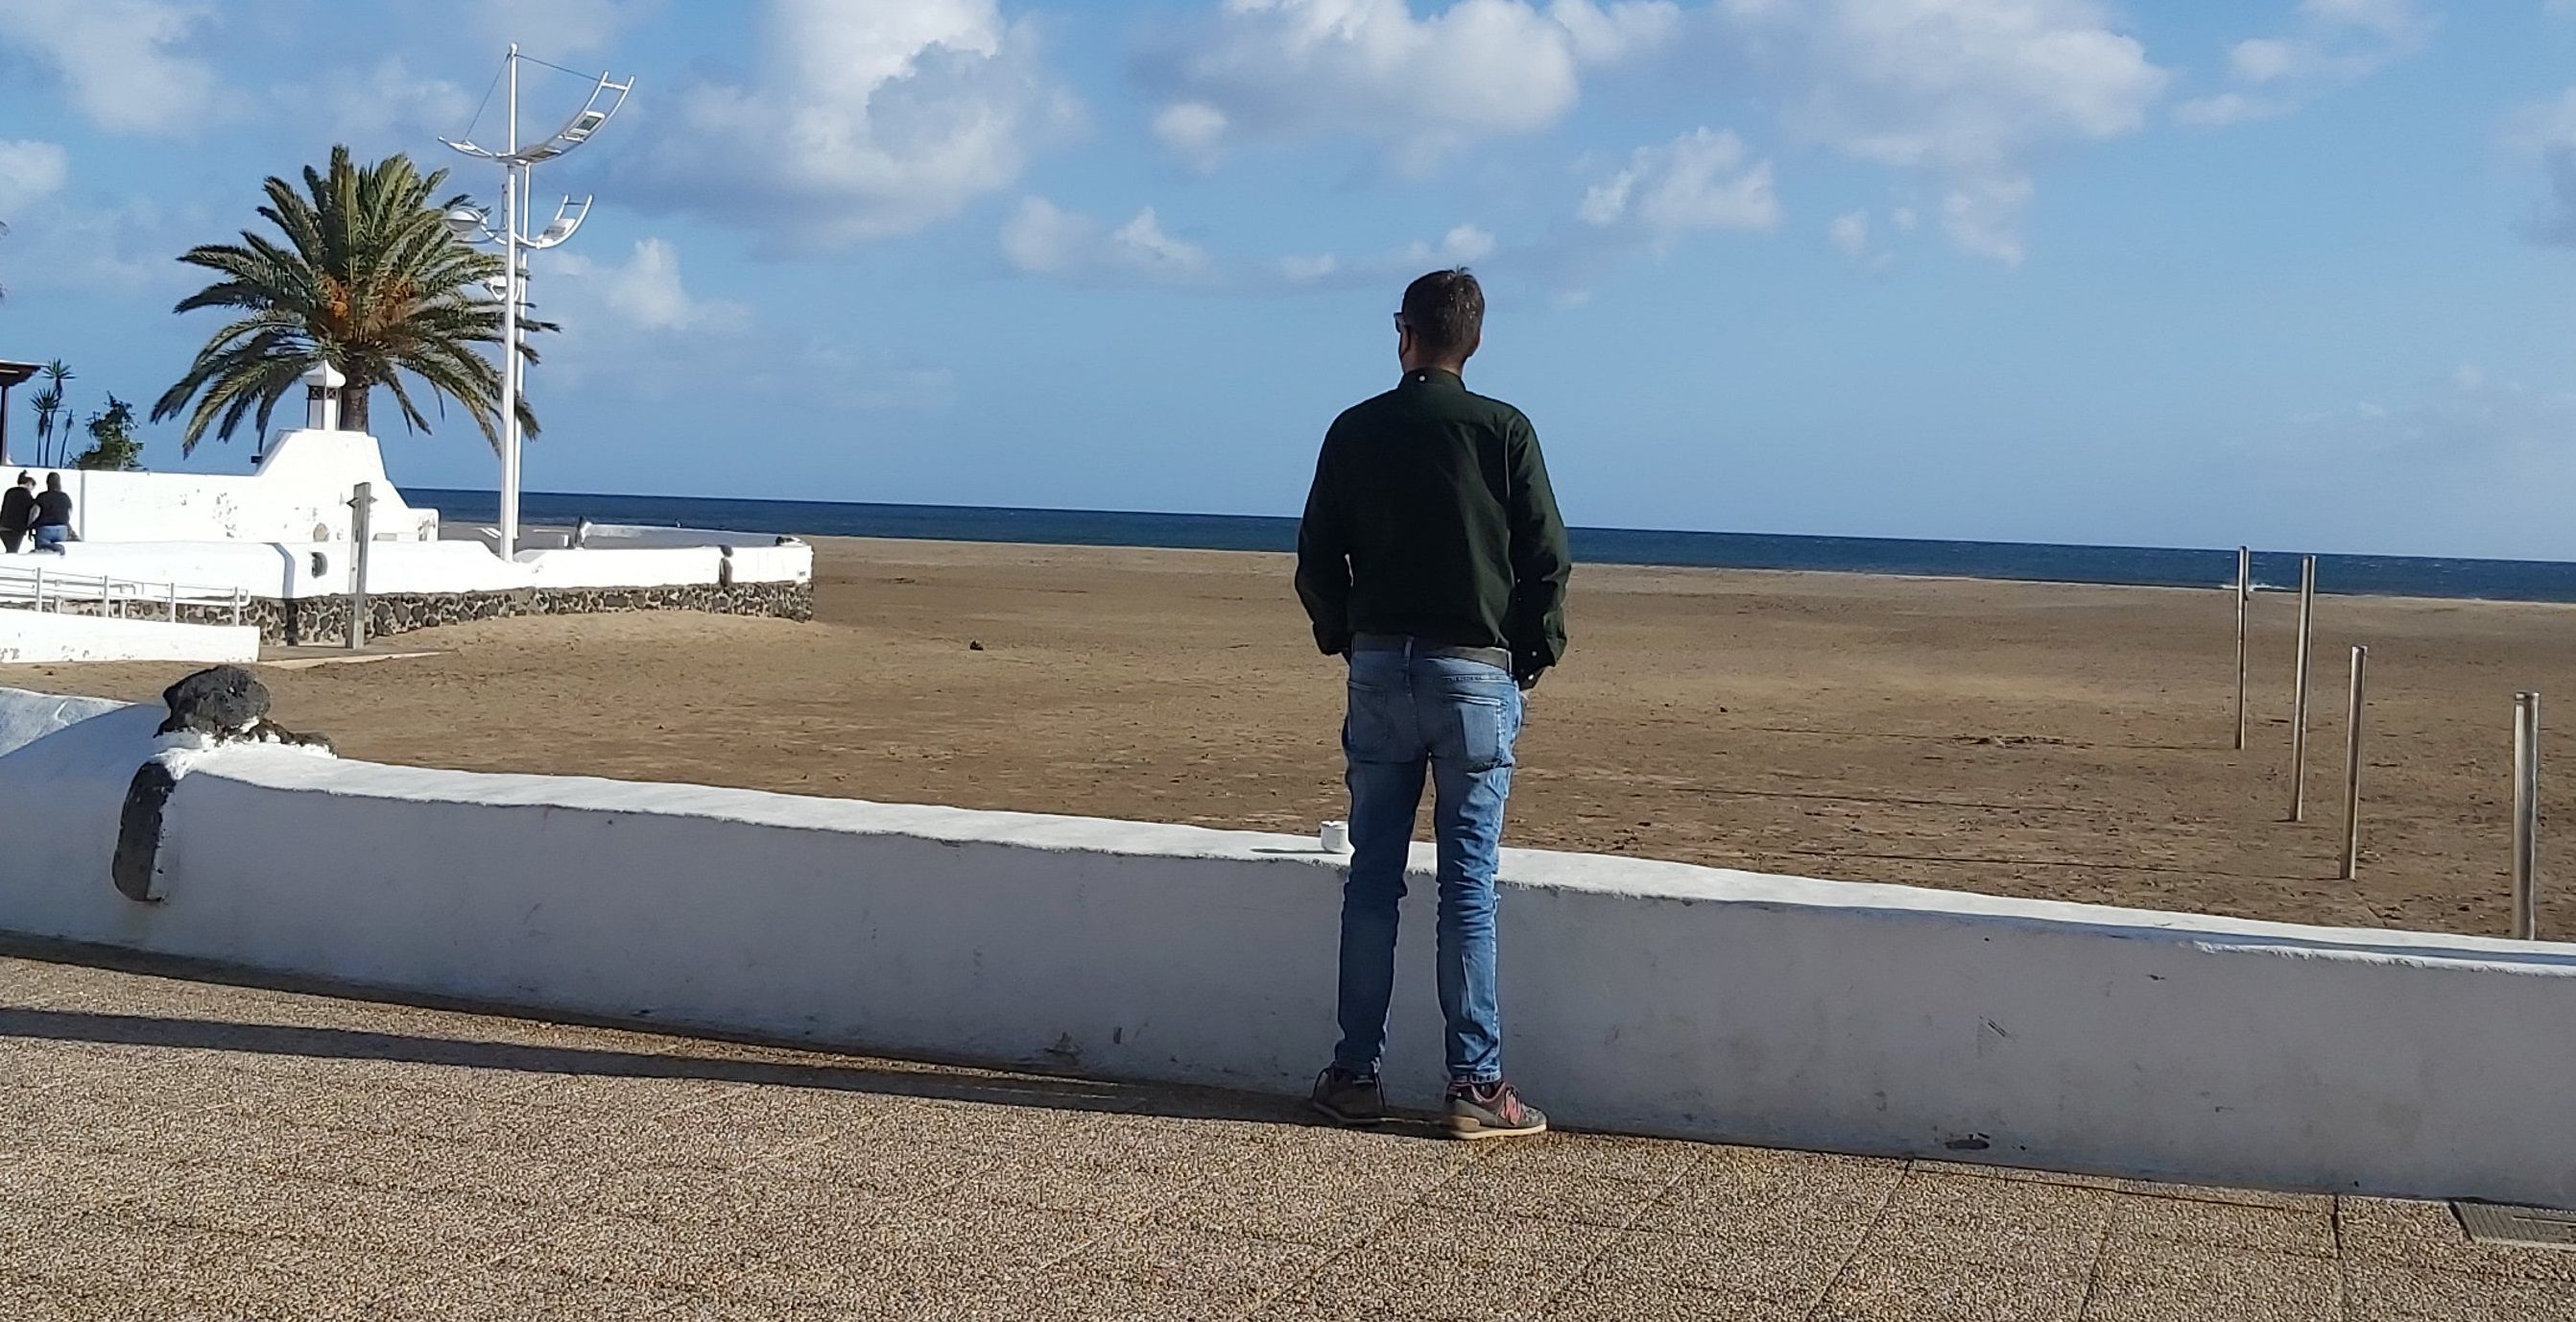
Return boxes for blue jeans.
[1332,641,1523,1086]
[30,525,65,553]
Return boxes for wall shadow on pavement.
[0,1006,1300,1125]
[0,937,1308,1128]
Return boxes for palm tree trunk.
[340,373,370,434]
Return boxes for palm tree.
[153,145,551,455]
[32,360,71,467]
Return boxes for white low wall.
[16,430,437,545]
[9,537,810,602]
[4,686,2571,1207]
[578,524,793,550]
[0,613,261,664]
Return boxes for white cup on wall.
[1320,820,1350,853]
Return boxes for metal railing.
[0,561,250,626]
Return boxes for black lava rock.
[156,665,271,736]
[113,761,179,902]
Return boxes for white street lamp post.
[441,45,632,561]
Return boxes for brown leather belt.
[1350,634,1513,672]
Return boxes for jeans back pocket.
[1445,691,1517,773]
[1344,661,1414,764]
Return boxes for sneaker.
[1309,1067,1386,1127]
[1444,1080,1547,1140]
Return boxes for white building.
[0,366,810,658]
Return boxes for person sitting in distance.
[30,472,75,553]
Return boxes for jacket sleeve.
[1503,413,1571,675]
[1295,430,1353,656]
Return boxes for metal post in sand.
[2289,555,2317,822]
[2234,545,2251,751]
[2340,645,2367,879]
[2515,692,2540,940]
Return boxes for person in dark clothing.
[1297,268,1571,1140]
[0,473,33,554]
[30,472,73,553]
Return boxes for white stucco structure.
[27,537,810,602]
[16,430,437,545]
[5,429,810,608]
[4,685,2569,1208]
[0,613,260,664]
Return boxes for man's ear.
[1462,329,1482,362]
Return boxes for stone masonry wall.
[7,580,813,646]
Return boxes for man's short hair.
[1399,267,1484,362]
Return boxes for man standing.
[1297,268,1571,1140]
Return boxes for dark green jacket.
[1296,369,1571,678]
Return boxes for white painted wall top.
[0,612,259,665]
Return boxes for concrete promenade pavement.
[2,942,2568,1321]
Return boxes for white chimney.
[302,362,348,431]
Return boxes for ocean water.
[411,488,2576,605]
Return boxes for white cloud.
[1719,0,2167,264]
[548,238,749,335]
[1938,174,2037,265]
[2294,363,2576,463]
[0,191,212,296]
[1577,128,1780,245]
[0,140,69,215]
[1006,200,1494,293]
[271,59,477,155]
[532,235,943,414]
[1109,208,1214,276]
[1000,199,1213,283]
[1153,102,1231,170]
[1825,206,1899,273]
[628,0,1080,251]
[0,140,214,297]
[1148,0,1681,170]
[1276,252,1343,282]
[0,0,228,135]
[1413,223,1497,264]
[472,0,640,59]
[2174,0,2433,127]
[1827,210,1869,257]
[1274,224,1495,287]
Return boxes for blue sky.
[6,1,2576,558]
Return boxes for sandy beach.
[13,535,2575,938]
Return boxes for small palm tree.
[154,145,550,455]
[32,360,71,466]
